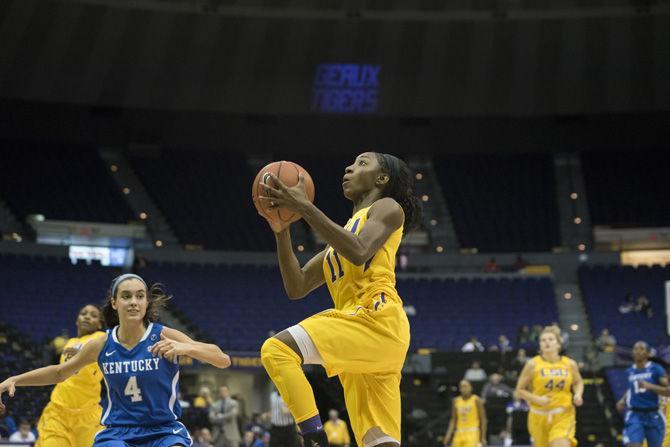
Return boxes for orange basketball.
[252,161,315,224]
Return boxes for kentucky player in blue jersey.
[0,274,231,447]
[616,341,670,447]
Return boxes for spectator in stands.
[269,388,300,447]
[9,420,35,443]
[398,251,409,271]
[462,336,485,352]
[324,409,350,447]
[484,257,500,273]
[511,349,530,371]
[194,386,214,409]
[595,328,617,352]
[505,397,529,445]
[517,325,531,346]
[481,373,514,402]
[529,325,542,344]
[209,385,241,447]
[497,334,512,353]
[512,254,529,271]
[50,328,69,362]
[619,293,636,314]
[193,428,215,447]
[178,391,191,409]
[0,406,16,439]
[464,361,488,382]
[637,295,653,318]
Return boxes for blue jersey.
[626,361,667,410]
[98,323,182,426]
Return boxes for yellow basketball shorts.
[36,401,103,447]
[452,429,481,447]
[528,407,577,447]
[299,300,410,446]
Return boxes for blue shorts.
[93,421,192,447]
[623,410,666,447]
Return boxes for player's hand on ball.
[151,332,188,362]
[257,211,290,234]
[259,173,310,214]
[573,394,583,407]
[0,378,16,411]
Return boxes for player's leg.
[36,404,74,447]
[643,412,666,447]
[547,410,577,447]
[527,412,549,447]
[624,412,646,447]
[92,426,132,447]
[340,372,402,447]
[72,406,103,447]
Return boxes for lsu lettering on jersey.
[50,331,106,409]
[455,396,480,431]
[627,362,666,410]
[98,323,181,426]
[530,355,574,410]
[322,205,403,311]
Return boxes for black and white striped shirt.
[270,391,295,427]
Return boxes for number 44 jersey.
[97,323,182,426]
[530,355,574,410]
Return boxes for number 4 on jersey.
[124,376,143,402]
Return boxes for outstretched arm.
[260,174,404,265]
[151,327,230,369]
[0,334,106,410]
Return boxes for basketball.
[252,161,315,224]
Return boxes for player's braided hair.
[375,153,422,234]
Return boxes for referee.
[269,389,300,447]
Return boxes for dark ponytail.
[375,153,422,234]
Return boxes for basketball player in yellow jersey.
[515,326,583,447]
[257,152,421,447]
[443,380,487,447]
[35,304,106,447]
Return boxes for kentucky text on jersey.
[101,358,161,375]
[626,362,665,409]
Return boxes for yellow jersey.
[322,205,403,311]
[324,419,351,444]
[49,331,106,409]
[454,396,480,431]
[530,355,574,410]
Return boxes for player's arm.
[443,400,457,446]
[476,396,488,446]
[152,327,230,369]
[616,390,628,412]
[639,375,670,397]
[515,359,549,406]
[0,335,105,410]
[274,228,326,299]
[570,359,584,406]
[261,175,404,265]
